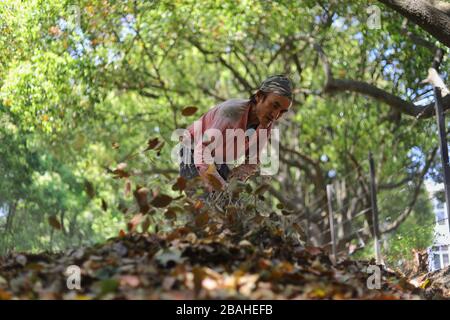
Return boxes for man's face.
[255,92,291,128]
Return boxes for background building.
[426,182,450,271]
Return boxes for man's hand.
[199,164,228,192]
[229,164,259,181]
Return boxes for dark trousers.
[179,148,230,181]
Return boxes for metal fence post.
[369,152,383,265]
[326,184,337,264]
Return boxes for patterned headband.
[259,74,293,99]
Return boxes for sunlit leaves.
[0,52,80,133]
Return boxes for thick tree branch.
[429,0,450,15]
[400,18,439,51]
[379,0,450,48]
[314,43,450,119]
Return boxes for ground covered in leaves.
[1,172,448,300]
[0,225,443,300]
[410,266,450,299]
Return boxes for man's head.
[251,75,293,128]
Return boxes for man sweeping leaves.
[179,75,293,192]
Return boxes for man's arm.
[191,104,235,191]
[230,123,273,181]
[190,99,250,190]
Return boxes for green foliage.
[383,190,435,269]
[1,52,80,133]
[353,190,434,271]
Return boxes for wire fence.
[291,154,450,268]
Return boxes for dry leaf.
[181,106,198,116]
[151,194,173,208]
[172,177,187,191]
[133,186,150,214]
[48,216,62,230]
[145,138,160,151]
[195,212,209,227]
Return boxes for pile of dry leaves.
[0,223,439,300]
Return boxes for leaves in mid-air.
[48,216,62,230]
[133,186,150,214]
[151,194,173,208]
[181,106,198,116]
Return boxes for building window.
[431,245,450,271]
[436,210,446,225]
[434,254,441,270]
[443,254,449,268]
